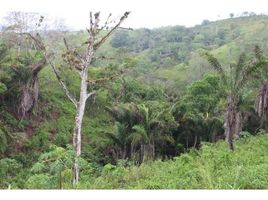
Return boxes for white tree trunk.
[73,69,88,185]
[33,12,130,185]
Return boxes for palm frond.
[203,52,227,85]
[106,103,141,124]
[156,134,175,144]
[103,131,123,147]
[149,119,162,130]
[237,59,267,89]
[137,104,149,124]
[128,132,143,148]
[115,122,128,142]
[234,53,247,88]
[130,125,148,144]
[105,106,121,121]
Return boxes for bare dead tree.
[28,12,130,185]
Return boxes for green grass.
[80,133,268,189]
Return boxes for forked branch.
[94,12,130,50]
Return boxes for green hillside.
[1,13,268,189]
[107,15,268,91]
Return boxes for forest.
[1,11,268,189]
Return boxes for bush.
[0,158,23,188]
[26,174,53,189]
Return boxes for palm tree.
[256,81,268,129]
[106,103,175,162]
[105,103,142,160]
[129,104,174,162]
[104,122,129,160]
[204,50,264,150]
[253,46,268,129]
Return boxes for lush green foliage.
[1,14,268,189]
[85,133,268,189]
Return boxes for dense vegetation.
[82,133,268,189]
[1,12,268,189]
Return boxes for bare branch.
[117,27,133,31]
[30,56,48,76]
[89,12,94,35]
[93,12,130,50]
[62,51,83,72]
[94,12,100,30]
[104,13,112,27]
[22,32,46,50]
[87,90,96,99]
[62,38,85,72]
[63,37,70,50]
[93,55,115,60]
[45,53,78,108]
[26,32,78,108]
[95,13,112,34]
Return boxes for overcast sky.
[1,0,268,29]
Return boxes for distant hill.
[105,15,268,92]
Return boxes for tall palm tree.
[204,50,264,150]
[253,46,268,129]
[256,81,268,129]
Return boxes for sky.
[0,0,268,30]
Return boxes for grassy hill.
[107,15,268,92]
[41,15,268,93]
